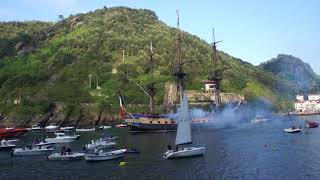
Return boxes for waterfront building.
[294,94,320,113]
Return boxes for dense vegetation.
[0,7,310,116]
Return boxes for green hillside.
[0,7,283,116]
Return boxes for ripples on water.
[1,116,320,179]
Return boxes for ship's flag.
[119,92,125,119]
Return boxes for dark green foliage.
[0,6,301,115]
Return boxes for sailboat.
[163,10,206,159]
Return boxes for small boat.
[115,124,127,128]
[45,133,80,143]
[30,125,43,131]
[305,121,319,128]
[85,139,116,150]
[13,146,54,156]
[164,146,206,159]
[284,126,302,133]
[0,128,29,139]
[0,139,16,151]
[76,128,95,132]
[47,152,85,161]
[61,126,75,131]
[251,115,269,123]
[101,134,118,141]
[98,126,111,130]
[45,125,59,130]
[85,149,126,162]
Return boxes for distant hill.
[259,54,320,94]
[0,6,292,117]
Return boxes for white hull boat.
[284,128,302,133]
[45,125,58,130]
[45,133,80,144]
[85,149,126,162]
[164,146,206,159]
[0,140,16,151]
[85,139,116,150]
[61,127,74,131]
[251,118,269,123]
[13,147,54,156]
[76,128,95,132]
[30,125,43,131]
[99,126,111,130]
[47,152,85,161]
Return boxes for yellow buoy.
[119,161,127,166]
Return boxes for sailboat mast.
[149,41,156,114]
[175,10,185,101]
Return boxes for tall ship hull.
[128,114,209,132]
[128,114,177,132]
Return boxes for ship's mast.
[209,28,222,110]
[148,41,156,114]
[174,10,187,102]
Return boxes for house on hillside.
[294,94,320,113]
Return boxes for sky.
[1,0,319,73]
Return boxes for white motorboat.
[45,133,80,143]
[101,135,118,141]
[44,125,59,132]
[61,126,75,131]
[13,146,54,156]
[76,128,95,132]
[85,149,126,162]
[251,115,269,123]
[47,152,85,161]
[284,127,302,133]
[99,126,111,130]
[85,139,116,150]
[30,125,43,131]
[115,124,127,128]
[0,139,16,151]
[164,147,206,159]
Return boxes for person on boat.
[94,147,99,155]
[175,145,179,151]
[66,148,71,155]
[61,146,66,155]
[167,145,172,151]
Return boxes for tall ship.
[120,41,178,132]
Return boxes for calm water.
[1,116,320,180]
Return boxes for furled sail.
[175,90,192,145]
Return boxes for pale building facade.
[294,94,320,113]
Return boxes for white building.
[294,94,320,113]
[295,95,304,101]
[308,94,320,101]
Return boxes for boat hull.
[45,135,79,144]
[48,153,85,160]
[85,153,123,161]
[0,145,16,151]
[283,128,302,133]
[13,148,54,156]
[76,128,95,132]
[0,128,28,139]
[130,122,177,132]
[164,147,206,159]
